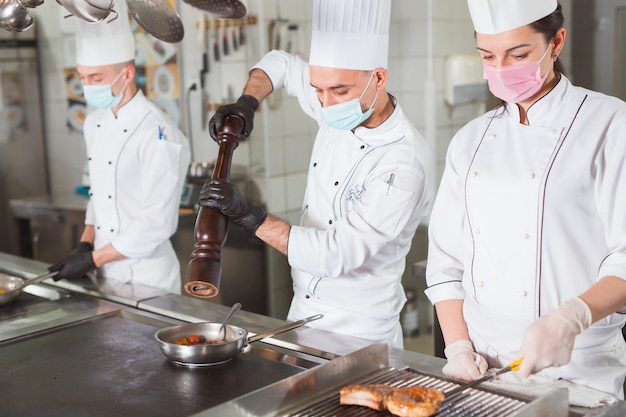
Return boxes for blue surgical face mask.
[321,71,380,130]
[82,68,127,109]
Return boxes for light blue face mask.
[82,68,127,109]
[321,71,380,130]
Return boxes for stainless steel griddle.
[0,310,306,417]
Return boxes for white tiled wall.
[25,0,571,319]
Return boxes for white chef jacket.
[254,50,434,348]
[426,76,626,398]
[83,90,190,294]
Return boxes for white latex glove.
[517,297,592,378]
[442,339,488,381]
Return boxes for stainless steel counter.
[0,252,623,417]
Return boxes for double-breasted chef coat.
[83,90,191,293]
[254,50,435,348]
[426,76,626,398]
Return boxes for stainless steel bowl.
[155,322,248,367]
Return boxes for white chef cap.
[74,0,135,66]
[467,0,558,35]
[309,0,391,70]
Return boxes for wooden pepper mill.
[184,114,245,298]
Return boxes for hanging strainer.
[182,0,246,19]
[126,0,184,43]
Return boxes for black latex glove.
[198,179,266,234]
[48,242,96,281]
[208,95,259,140]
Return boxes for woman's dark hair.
[530,4,566,76]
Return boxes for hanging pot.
[56,0,116,23]
[0,0,33,32]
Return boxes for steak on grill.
[340,384,445,417]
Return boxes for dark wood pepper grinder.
[184,114,245,298]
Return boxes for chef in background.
[426,0,626,398]
[200,0,434,348]
[49,4,191,294]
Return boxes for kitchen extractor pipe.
[184,114,244,298]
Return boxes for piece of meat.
[339,384,445,417]
[339,384,395,411]
[385,386,446,417]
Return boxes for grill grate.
[284,367,527,417]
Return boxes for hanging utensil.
[182,0,246,19]
[126,0,184,43]
[218,302,241,341]
[0,0,33,32]
[443,358,524,403]
[16,0,43,8]
[56,0,117,23]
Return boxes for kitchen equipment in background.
[126,0,184,43]
[182,0,246,19]
[0,0,34,32]
[0,25,50,255]
[0,270,57,307]
[445,54,488,107]
[185,114,245,299]
[154,314,323,366]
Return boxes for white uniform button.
[528,173,535,179]
[470,171,478,177]
[522,233,529,239]
[519,290,528,297]
[487,134,496,140]
[475,228,481,235]
[477,281,484,288]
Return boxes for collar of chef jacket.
[502,75,572,127]
[352,96,410,147]
[95,89,150,124]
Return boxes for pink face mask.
[482,46,551,103]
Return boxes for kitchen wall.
[26,0,573,323]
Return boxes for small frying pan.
[0,271,58,308]
[155,314,323,367]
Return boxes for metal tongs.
[443,358,524,403]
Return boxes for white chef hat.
[467,0,558,35]
[74,0,135,66]
[309,0,391,70]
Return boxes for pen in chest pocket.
[385,173,395,195]
[158,125,165,140]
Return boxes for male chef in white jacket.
[199,0,434,348]
[49,7,190,294]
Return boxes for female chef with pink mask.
[425,0,626,398]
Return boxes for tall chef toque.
[309,0,391,71]
[467,0,558,35]
[74,0,135,66]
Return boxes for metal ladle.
[218,302,241,341]
[182,0,246,19]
